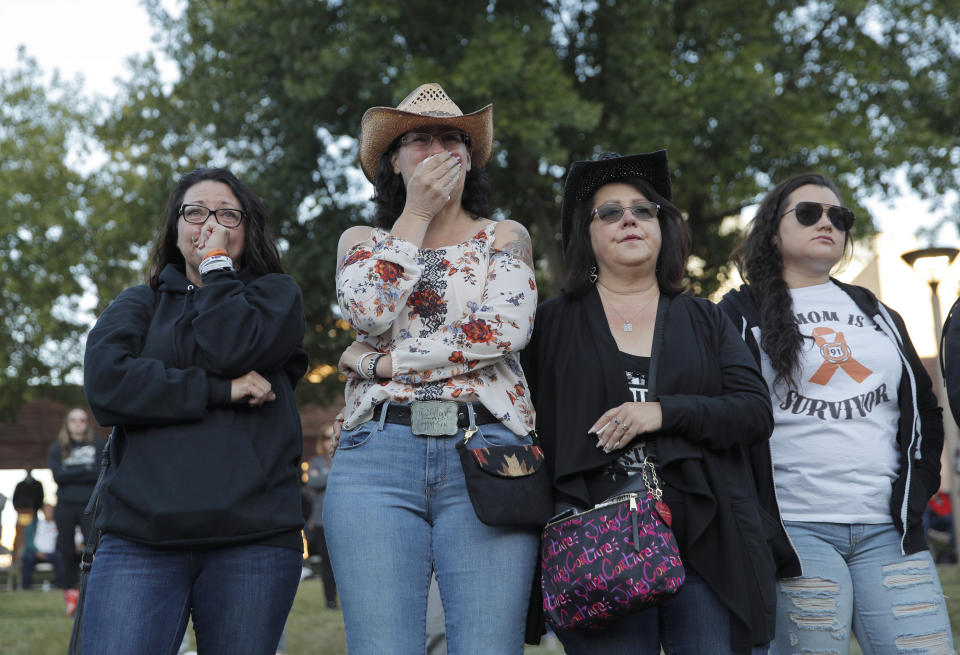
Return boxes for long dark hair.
[563,178,690,298]
[733,173,852,391]
[147,167,285,288]
[370,137,493,228]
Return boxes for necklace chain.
[598,284,658,332]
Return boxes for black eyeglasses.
[781,201,855,232]
[179,204,247,228]
[592,201,660,223]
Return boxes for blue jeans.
[556,568,769,655]
[20,550,61,589]
[323,415,539,655]
[772,521,956,655]
[81,534,302,655]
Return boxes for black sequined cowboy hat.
[560,150,672,253]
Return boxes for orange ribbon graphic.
[808,327,873,386]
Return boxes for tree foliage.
[0,57,101,418]
[2,0,959,411]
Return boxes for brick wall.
[0,396,344,470]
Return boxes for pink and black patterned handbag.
[540,459,685,631]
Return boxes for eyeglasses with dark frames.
[781,201,854,232]
[592,201,661,223]
[399,131,470,151]
[179,204,247,228]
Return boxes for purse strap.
[640,458,663,500]
[607,297,672,498]
[67,428,113,655]
[80,428,113,564]
[644,294,671,404]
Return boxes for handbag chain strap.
[640,458,663,501]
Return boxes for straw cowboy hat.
[358,83,493,181]
[560,150,673,253]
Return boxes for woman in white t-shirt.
[719,173,955,654]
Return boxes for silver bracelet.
[356,352,375,380]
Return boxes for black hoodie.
[84,264,308,549]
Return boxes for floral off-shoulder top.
[336,223,537,436]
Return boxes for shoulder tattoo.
[497,224,534,269]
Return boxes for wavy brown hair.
[732,173,853,391]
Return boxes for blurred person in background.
[11,468,46,584]
[305,424,337,609]
[48,407,105,613]
[20,503,61,590]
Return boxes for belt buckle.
[410,401,459,436]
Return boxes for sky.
[1,0,955,240]
[0,0,180,98]
[0,0,180,552]
[1,1,959,548]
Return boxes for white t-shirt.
[33,518,57,553]
[757,282,901,523]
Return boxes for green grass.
[1,566,958,654]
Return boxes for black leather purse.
[455,428,553,527]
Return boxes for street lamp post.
[902,246,960,563]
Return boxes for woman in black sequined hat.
[523,151,796,654]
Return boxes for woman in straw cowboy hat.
[522,151,788,654]
[325,83,541,654]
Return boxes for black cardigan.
[523,288,795,654]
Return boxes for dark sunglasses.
[592,201,660,223]
[781,201,855,232]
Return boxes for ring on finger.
[613,417,623,426]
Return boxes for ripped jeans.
[772,521,955,655]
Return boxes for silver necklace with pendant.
[600,288,658,332]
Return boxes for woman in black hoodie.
[48,407,105,612]
[81,167,308,655]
